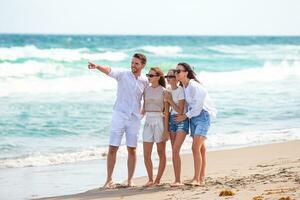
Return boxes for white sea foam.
[141,45,182,56]
[0,61,68,78]
[1,128,299,168]
[0,75,117,97]
[208,44,300,55]
[1,60,299,96]
[206,44,300,60]
[0,45,127,62]
[180,128,300,154]
[199,60,300,86]
[209,128,300,148]
[0,147,108,168]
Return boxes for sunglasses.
[174,69,187,74]
[146,74,159,78]
[164,75,176,79]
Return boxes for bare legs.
[170,132,186,185]
[103,145,137,188]
[143,141,166,186]
[155,142,166,184]
[127,146,137,186]
[103,145,118,188]
[190,136,206,185]
[143,142,154,185]
[200,143,206,183]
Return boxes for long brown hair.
[150,67,166,88]
[177,62,200,83]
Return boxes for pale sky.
[0,0,299,35]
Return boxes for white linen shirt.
[108,68,148,119]
[184,79,217,119]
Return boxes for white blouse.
[184,79,217,119]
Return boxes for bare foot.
[154,178,162,185]
[143,181,154,187]
[154,181,164,186]
[127,181,136,188]
[199,176,205,186]
[102,180,115,189]
[170,182,184,187]
[184,179,201,186]
[200,180,205,186]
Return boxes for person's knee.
[144,155,152,162]
[172,147,180,156]
[127,147,136,156]
[192,145,200,154]
[108,146,118,155]
[157,148,166,158]
[201,144,206,153]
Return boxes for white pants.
[142,112,164,143]
[109,111,141,147]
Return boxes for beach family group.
[88,53,217,189]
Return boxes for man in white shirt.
[88,53,148,188]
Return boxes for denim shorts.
[190,110,210,138]
[169,114,189,134]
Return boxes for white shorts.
[109,111,141,147]
[143,112,164,143]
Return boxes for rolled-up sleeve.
[108,68,123,80]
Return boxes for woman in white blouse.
[174,62,216,186]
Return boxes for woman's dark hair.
[150,67,166,88]
[177,62,200,83]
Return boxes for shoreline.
[38,140,300,200]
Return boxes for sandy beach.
[38,140,300,200]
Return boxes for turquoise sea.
[0,35,300,199]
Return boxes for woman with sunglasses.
[164,69,189,187]
[174,63,216,186]
[142,67,169,186]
